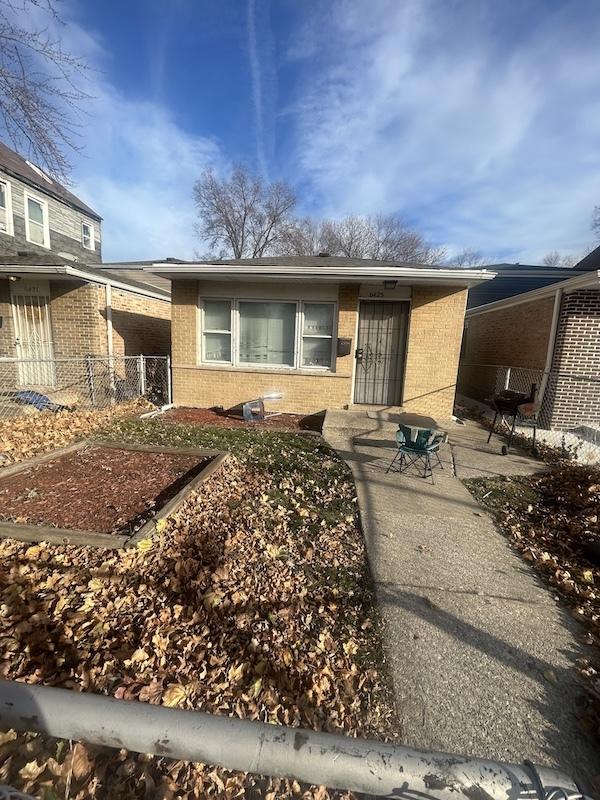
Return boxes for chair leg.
[387,449,401,473]
[487,412,498,443]
[426,452,435,484]
[433,449,443,469]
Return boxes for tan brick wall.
[463,296,554,368]
[0,279,16,360]
[50,280,104,357]
[402,286,468,418]
[171,280,467,418]
[172,281,358,414]
[107,288,170,356]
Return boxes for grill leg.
[531,417,538,454]
[487,411,498,443]
[507,415,517,451]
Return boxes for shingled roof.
[0,141,100,220]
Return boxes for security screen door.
[353,300,409,405]
[10,280,56,387]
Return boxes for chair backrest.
[397,424,436,451]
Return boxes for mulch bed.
[0,445,210,535]
[162,407,322,431]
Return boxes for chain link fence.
[457,362,600,464]
[0,355,171,420]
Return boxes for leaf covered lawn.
[0,417,396,798]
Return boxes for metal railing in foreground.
[0,680,589,800]
[0,355,171,420]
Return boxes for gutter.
[0,680,588,800]
[147,264,496,285]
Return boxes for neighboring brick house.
[0,254,170,393]
[149,256,494,417]
[459,252,600,430]
[0,142,102,263]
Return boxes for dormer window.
[81,221,94,250]
[25,193,50,248]
[0,180,13,235]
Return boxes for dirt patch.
[161,406,323,431]
[0,445,211,535]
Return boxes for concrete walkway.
[323,412,599,789]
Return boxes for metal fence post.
[138,354,146,397]
[85,354,96,407]
[166,354,172,405]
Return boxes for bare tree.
[275,216,323,256]
[194,165,297,258]
[446,248,487,267]
[542,251,577,267]
[284,213,446,264]
[0,0,90,181]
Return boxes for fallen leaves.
[0,399,151,466]
[0,416,395,798]
[466,463,600,742]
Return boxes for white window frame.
[81,221,95,250]
[0,179,13,236]
[24,191,50,248]
[199,296,337,372]
[201,298,233,364]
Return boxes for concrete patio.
[323,411,600,790]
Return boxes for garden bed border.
[0,439,227,549]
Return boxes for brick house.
[0,142,102,263]
[0,254,170,393]
[148,256,494,417]
[459,250,600,430]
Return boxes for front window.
[203,299,232,362]
[302,303,334,367]
[0,181,12,235]
[26,195,48,247]
[201,298,336,370]
[239,301,296,366]
[82,221,94,250]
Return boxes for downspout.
[105,282,115,394]
[538,287,562,405]
[0,680,588,800]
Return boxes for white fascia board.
[466,270,600,317]
[147,263,496,286]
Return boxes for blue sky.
[54,0,600,262]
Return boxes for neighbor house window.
[25,193,49,247]
[239,301,296,366]
[0,180,13,235]
[202,299,232,362]
[82,221,94,250]
[200,298,336,370]
[302,303,334,368]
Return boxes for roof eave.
[147,263,496,287]
[466,270,600,317]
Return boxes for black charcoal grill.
[486,383,539,455]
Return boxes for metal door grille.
[354,300,409,405]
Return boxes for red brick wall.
[543,289,600,428]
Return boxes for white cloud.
[38,3,225,262]
[73,87,222,261]
[287,0,600,262]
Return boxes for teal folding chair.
[386,424,445,484]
